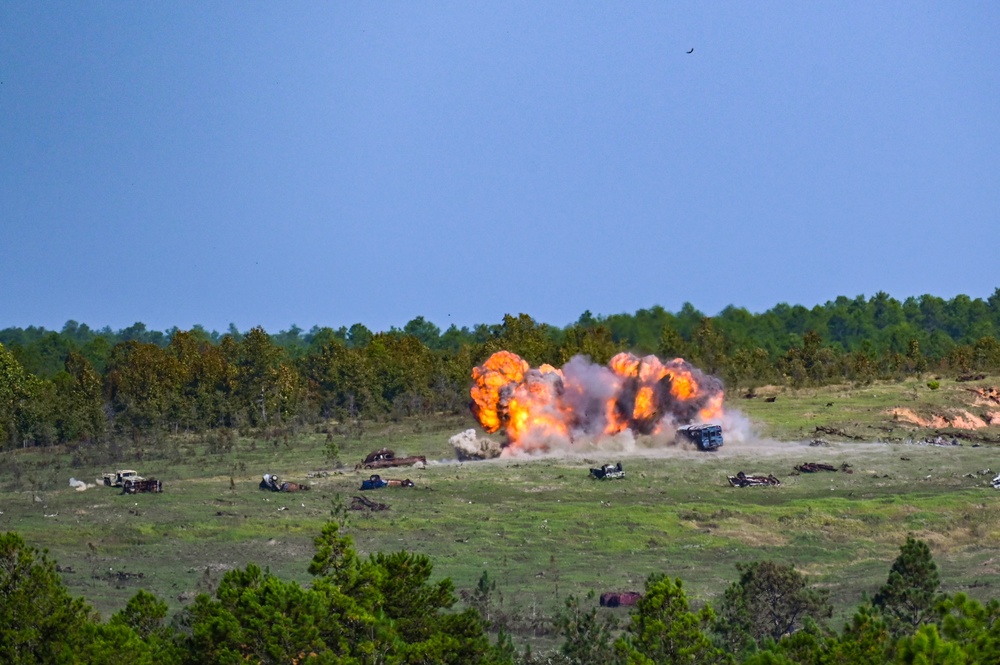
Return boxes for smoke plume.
[470,351,726,454]
[69,477,95,491]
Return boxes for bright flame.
[633,386,656,420]
[470,350,528,433]
[609,352,640,378]
[506,371,570,450]
[470,350,726,453]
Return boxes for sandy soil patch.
[888,407,988,429]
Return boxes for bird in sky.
[686,48,694,54]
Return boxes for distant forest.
[2,290,1000,449]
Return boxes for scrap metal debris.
[795,463,837,473]
[121,479,163,494]
[360,474,414,490]
[795,462,854,474]
[259,474,309,492]
[600,591,642,607]
[814,426,865,441]
[964,468,992,479]
[902,436,962,447]
[590,462,625,480]
[350,495,389,511]
[306,470,332,478]
[356,448,427,470]
[728,472,780,488]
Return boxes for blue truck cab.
[676,424,724,451]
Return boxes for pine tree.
[555,592,619,665]
[616,574,732,664]
[715,560,831,654]
[894,624,966,664]
[872,537,943,636]
[0,531,92,663]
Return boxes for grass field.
[2,375,1000,642]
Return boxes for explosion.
[470,351,725,454]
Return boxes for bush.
[926,381,940,391]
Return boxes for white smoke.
[449,429,503,460]
[719,408,756,445]
[69,477,95,491]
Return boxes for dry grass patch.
[711,522,790,548]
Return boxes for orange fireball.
[470,349,725,450]
[609,352,640,378]
[470,351,528,434]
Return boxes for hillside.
[1,375,999,641]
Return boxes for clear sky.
[2,2,998,335]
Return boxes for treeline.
[3,290,1000,449]
[3,525,997,664]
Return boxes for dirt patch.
[887,407,989,430]
[969,386,1000,406]
[952,412,989,429]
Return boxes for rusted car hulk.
[357,448,427,470]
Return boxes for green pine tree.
[0,531,93,664]
[872,537,943,636]
[715,560,831,654]
[616,574,732,664]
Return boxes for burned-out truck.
[103,469,143,487]
[676,424,723,451]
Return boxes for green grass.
[737,375,999,442]
[2,376,1000,640]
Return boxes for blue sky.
[2,2,998,334]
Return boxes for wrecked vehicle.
[590,462,625,480]
[122,478,162,494]
[103,469,143,487]
[795,463,837,473]
[350,495,389,511]
[360,474,414,490]
[599,591,642,607]
[676,424,723,451]
[259,473,310,492]
[992,473,1000,490]
[357,448,427,470]
[795,462,853,474]
[728,472,780,488]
